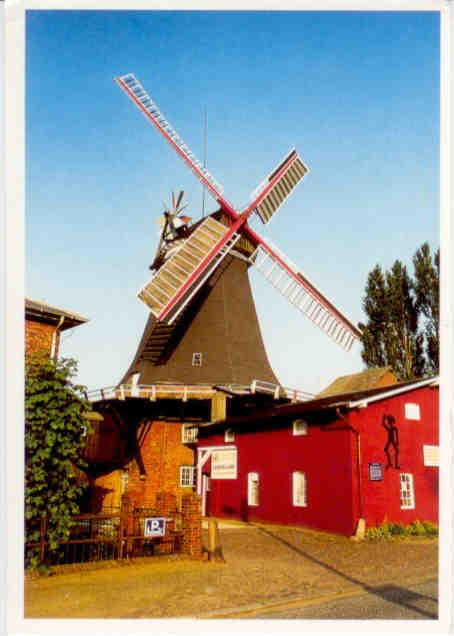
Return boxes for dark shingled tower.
[120,253,278,386]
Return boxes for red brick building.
[25,297,88,359]
[196,376,439,536]
[83,384,301,512]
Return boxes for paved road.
[249,579,438,620]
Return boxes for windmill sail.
[139,216,240,324]
[250,243,361,351]
[248,149,308,224]
[115,74,231,209]
[116,72,360,353]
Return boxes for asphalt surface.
[248,579,438,620]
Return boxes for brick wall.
[25,319,56,359]
[181,493,202,557]
[127,420,195,508]
[92,419,196,512]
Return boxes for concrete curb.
[196,576,438,619]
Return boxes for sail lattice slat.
[251,151,308,225]
[250,244,359,351]
[139,217,239,322]
[116,74,226,202]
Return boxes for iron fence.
[25,507,183,567]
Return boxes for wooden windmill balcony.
[85,381,314,404]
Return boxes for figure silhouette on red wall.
[382,414,400,469]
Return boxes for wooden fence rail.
[25,500,183,567]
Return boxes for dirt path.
[25,523,438,619]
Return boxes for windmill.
[114,73,361,388]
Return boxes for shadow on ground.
[256,526,438,619]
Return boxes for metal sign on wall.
[211,449,237,479]
[144,517,166,537]
[369,462,384,481]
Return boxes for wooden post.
[39,515,47,564]
[215,521,225,562]
[207,518,216,560]
[207,518,225,562]
[118,494,131,559]
[211,392,227,422]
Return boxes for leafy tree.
[25,356,91,568]
[359,243,439,380]
[360,265,388,368]
[383,260,424,380]
[413,242,440,374]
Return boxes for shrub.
[365,524,392,540]
[421,521,438,536]
[365,520,438,540]
[25,356,91,569]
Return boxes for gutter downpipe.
[336,407,364,536]
[51,316,65,362]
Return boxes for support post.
[207,519,225,562]
[181,493,202,558]
[39,515,47,564]
[119,494,132,559]
[207,518,216,560]
[211,392,227,422]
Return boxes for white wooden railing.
[86,380,314,404]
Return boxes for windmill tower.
[121,190,282,387]
[115,73,361,391]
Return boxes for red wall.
[350,385,439,527]
[198,385,439,536]
[198,419,357,536]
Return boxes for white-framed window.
[179,465,196,487]
[404,403,421,420]
[181,423,198,444]
[292,471,307,507]
[192,352,203,367]
[224,428,235,442]
[423,445,439,467]
[248,472,260,506]
[293,419,308,436]
[400,473,415,509]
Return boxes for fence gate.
[25,496,188,567]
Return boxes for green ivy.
[25,356,92,569]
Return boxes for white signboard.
[144,517,166,537]
[423,445,439,467]
[211,449,237,479]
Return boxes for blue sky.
[26,10,439,393]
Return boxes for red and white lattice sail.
[115,73,361,351]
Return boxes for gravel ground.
[24,522,438,619]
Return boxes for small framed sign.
[369,462,383,481]
[211,449,237,479]
[144,517,166,537]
